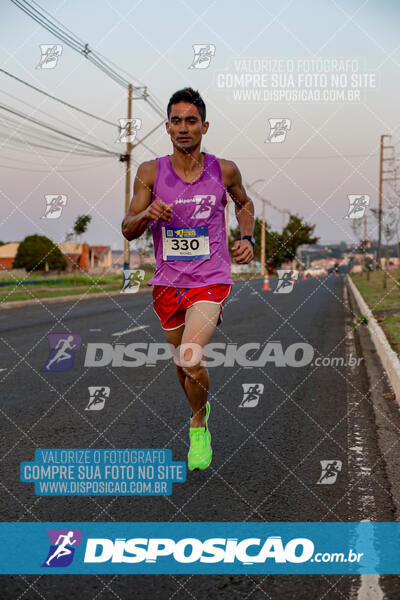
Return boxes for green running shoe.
[205,400,210,426]
[190,401,210,426]
[188,426,212,471]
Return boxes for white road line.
[89,328,102,332]
[344,285,384,600]
[112,325,149,337]
[357,576,384,600]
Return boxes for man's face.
[166,101,209,151]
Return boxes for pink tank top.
[147,152,234,288]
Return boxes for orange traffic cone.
[263,273,270,291]
[302,272,307,280]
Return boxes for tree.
[65,214,92,243]
[13,235,67,272]
[229,214,318,273]
[73,215,92,237]
[73,215,92,240]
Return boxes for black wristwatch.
[242,235,255,247]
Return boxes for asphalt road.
[1,275,399,599]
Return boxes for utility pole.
[364,212,369,279]
[123,83,133,272]
[363,212,367,252]
[378,134,395,267]
[261,199,266,277]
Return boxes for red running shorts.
[152,283,232,330]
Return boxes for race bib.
[162,226,210,261]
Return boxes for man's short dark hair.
[167,87,206,122]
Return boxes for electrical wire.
[0,68,117,127]
[0,112,111,152]
[10,0,169,156]
[0,69,165,154]
[28,0,167,115]
[234,154,379,160]
[10,0,144,91]
[0,102,120,156]
[0,155,114,172]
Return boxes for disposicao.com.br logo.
[84,341,314,368]
[1,522,388,574]
[83,536,363,566]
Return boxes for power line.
[0,155,113,172]
[234,154,379,161]
[0,69,165,155]
[0,102,120,156]
[11,0,148,93]
[30,0,145,86]
[0,88,102,140]
[11,0,128,87]
[29,0,167,115]
[0,100,112,152]
[10,0,168,166]
[245,185,287,216]
[0,119,109,155]
[11,0,167,120]
[0,68,117,127]
[1,136,114,157]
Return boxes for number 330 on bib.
[162,226,210,261]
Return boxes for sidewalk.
[0,284,152,309]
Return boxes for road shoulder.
[347,276,400,520]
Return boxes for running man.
[318,461,341,484]
[87,387,108,410]
[122,87,255,471]
[45,531,77,566]
[45,335,76,371]
[43,195,64,218]
[275,270,294,293]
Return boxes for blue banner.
[0,522,399,574]
[20,449,186,496]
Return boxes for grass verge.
[351,270,400,354]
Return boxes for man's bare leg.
[163,302,220,427]
[162,325,187,395]
[181,302,220,427]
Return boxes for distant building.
[111,250,155,270]
[0,243,19,270]
[89,245,112,269]
[58,243,89,271]
[0,241,112,272]
[58,243,112,271]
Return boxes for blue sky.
[1,0,400,248]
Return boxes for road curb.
[347,274,400,403]
[0,286,152,310]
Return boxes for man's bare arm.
[220,159,255,264]
[121,161,173,241]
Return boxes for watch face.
[243,236,255,246]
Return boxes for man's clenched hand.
[146,198,173,222]
[231,239,254,264]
